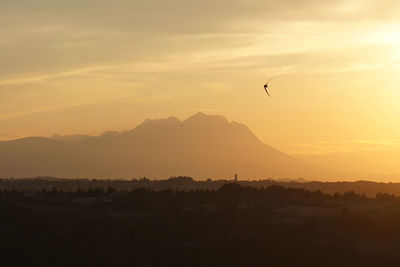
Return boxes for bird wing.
[264,87,270,97]
[266,78,273,86]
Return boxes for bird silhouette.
[263,78,273,97]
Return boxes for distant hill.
[0,113,328,179]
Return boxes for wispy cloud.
[0,66,113,86]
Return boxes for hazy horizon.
[0,112,399,181]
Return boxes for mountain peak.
[183,112,229,126]
[141,116,181,126]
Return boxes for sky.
[1,0,400,157]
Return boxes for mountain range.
[0,112,330,179]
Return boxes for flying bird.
[264,78,273,97]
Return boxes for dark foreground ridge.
[3,176,400,197]
[2,178,400,266]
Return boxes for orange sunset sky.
[1,0,400,177]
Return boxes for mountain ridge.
[0,113,326,179]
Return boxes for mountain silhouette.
[0,113,324,179]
